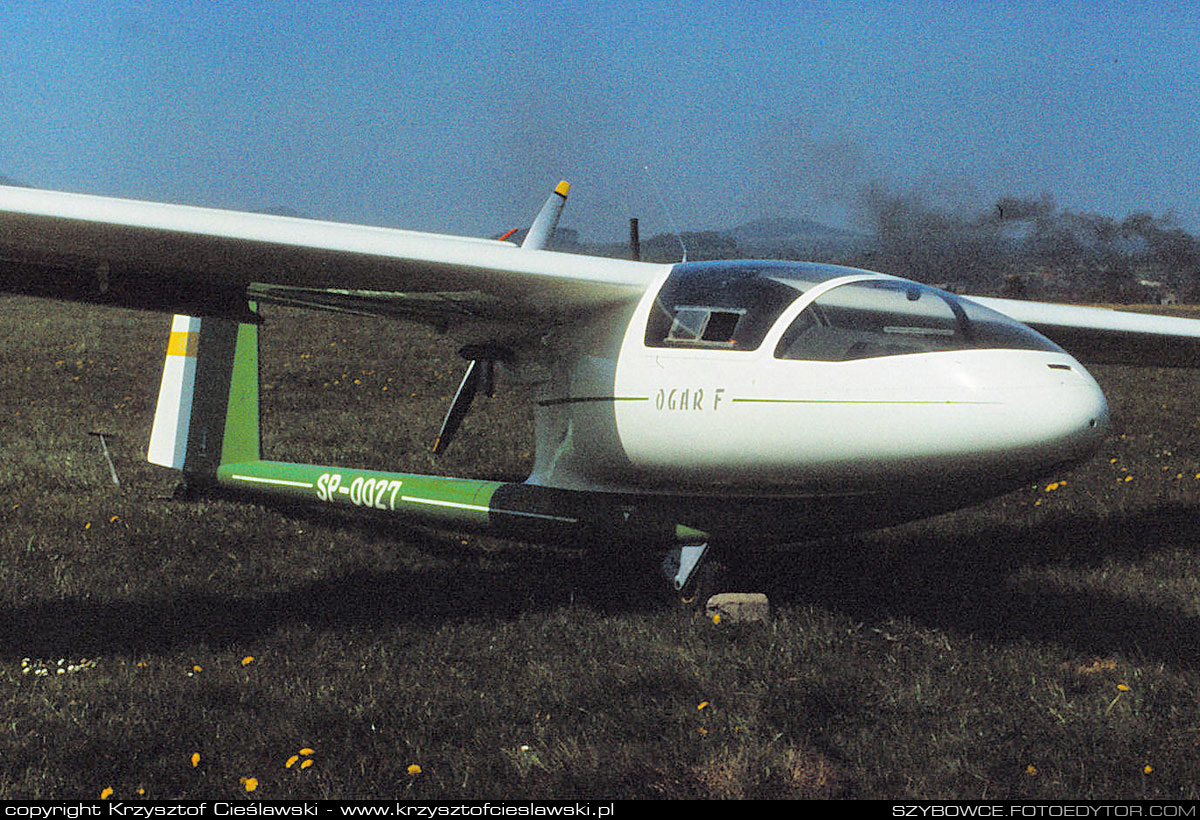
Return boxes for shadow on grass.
[746,501,1200,669]
[4,498,1199,668]
[0,514,666,659]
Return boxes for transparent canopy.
[646,261,1063,360]
[645,261,856,350]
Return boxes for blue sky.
[2,1,1198,240]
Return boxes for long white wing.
[9,184,1199,367]
[0,185,664,339]
[968,296,1200,367]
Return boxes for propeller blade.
[433,360,482,455]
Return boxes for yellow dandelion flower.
[191,752,201,767]
[712,613,721,625]
[241,655,255,666]
[285,755,299,769]
[1045,482,1059,492]
[100,787,114,800]
[300,759,313,770]
[698,701,710,710]
[241,777,258,792]
[1026,765,1037,776]
[698,727,708,735]
[138,788,145,796]
[84,522,91,530]
[299,748,315,756]
[1124,475,1133,483]
[1144,765,1153,774]
[407,764,422,775]
[1117,683,1130,691]
[109,515,119,523]
[192,665,202,673]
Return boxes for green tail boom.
[147,309,705,546]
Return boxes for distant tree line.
[564,190,1200,304]
[851,190,1200,302]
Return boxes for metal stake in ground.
[89,431,120,486]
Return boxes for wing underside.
[0,185,660,342]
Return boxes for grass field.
[3,295,1200,800]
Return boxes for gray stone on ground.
[706,592,770,624]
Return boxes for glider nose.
[1068,371,1109,450]
[1021,359,1110,466]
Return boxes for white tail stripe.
[147,315,202,469]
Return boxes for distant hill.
[729,215,859,239]
[569,216,872,263]
[726,216,872,258]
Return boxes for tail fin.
[147,311,260,481]
[521,180,569,250]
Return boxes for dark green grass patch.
[3,296,1200,799]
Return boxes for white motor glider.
[2,181,1198,591]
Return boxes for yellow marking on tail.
[166,331,199,358]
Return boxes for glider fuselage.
[525,261,1109,541]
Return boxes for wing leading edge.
[0,184,664,340]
